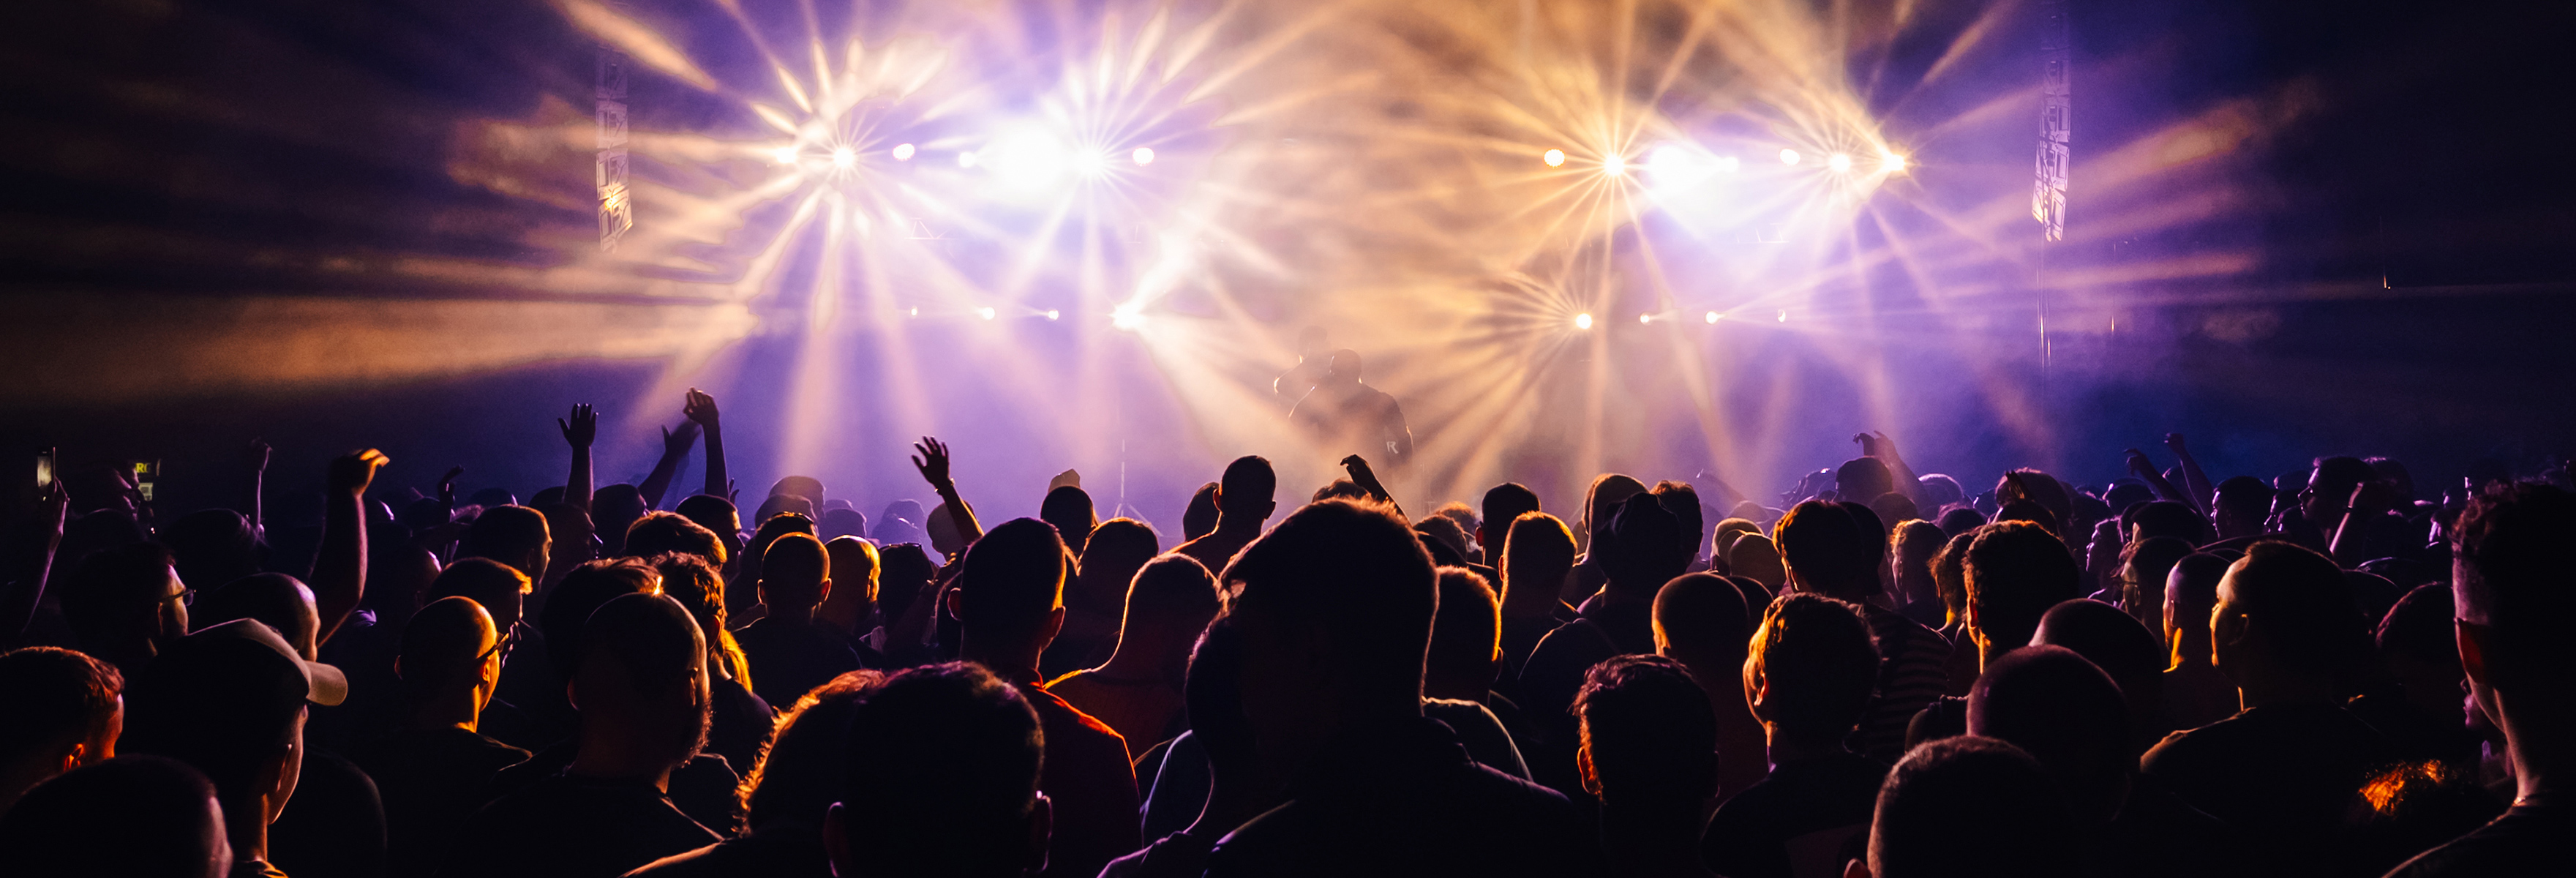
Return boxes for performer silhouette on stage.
[1272,326,1332,410]
[1290,348,1413,465]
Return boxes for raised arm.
[2125,449,2194,508]
[685,389,729,500]
[0,479,69,648]
[1860,431,1929,509]
[1340,454,1405,517]
[912,437,983,549]
[241,439,271,539]
[2164,433,2214,514]
[560,404,596,511]
[638,421,699,510]
[2329,479,2397,568]
[313,449,388,645]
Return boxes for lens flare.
[1543,149,1565,167]
[831,146,855,169]
[1574,312,1594,330]
[1828,153,1852,172]
[957,151,978,168]
[1601,154,1626,176]
[892,143,916,161]
[1705,311,1721,323]
[1882,151,1907,171]
[977,306,997,320]
[1779,149,1801,165]
[1132,147,1155,165]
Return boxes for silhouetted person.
[1289,350,1414,464]
[0,755,233,878]
[1479,483,1544,569]
[189,574,385,878]
[1201,499,1590,876]
[459,506,551,585]
[734,533,863,708]
[58,541,191,675]
[354,597,527,878]
[124,619,343,878]
[629,669,885,878]
[1856,736,2074,878]
[1425,566,1532,779]
[1702,593,1884,878]
[1174,457,1276,574]
[1498,512,1578,688]
[1653,574,1768,803]
[2032,599,2170,757]
[624,511,729,569]
[1273,326,1332,410]
[165,509,266,593]
[1048,517,1159,679]
[816,536,881,652]
[1522,492,1688,799]
[1775,500,1950,762]
[949,518,1138,878]
[1577,655,1717,877]
[1040,486,1098,557]
[447,593,720,878]
[1890,520,1948,629]
[1103,618,1269,878]
[1048,555,1219,750]
[2159,552,2237,734]
[2212,476,2273,542]
[1181,482,1222,543]
[822,663,1050,878]
[0,645,122,811]
[1727,534,1787,594]
[653,552,772,774]
[2387,484,2576,876]
[2141,541,2395,875]
[2348,584,2482,768]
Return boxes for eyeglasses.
[480,623,521,665]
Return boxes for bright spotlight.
[1543,149,1566,167]
[770,146,799,165]
[831,146,856,169]
[1574,312,1594,330]
[1602,154,1626,176]
[1776,309,1790,323]
[1716,156,1741,173]
[958,151,979,168]
[1639,312,1653,325]
[1705,311,1721,323]
[1045,309,1061,320]
[1779,149,1800,165]
[984,130,1074,191]
[1882,151,1907,171]
[1111,307,1144,331]
[1132,147,1155,166]
[892,143,916,161]
[1828,153,1852,172]
[907,307,919,317]
[977,307,996,320]
[1074,152,1111,176]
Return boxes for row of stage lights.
[897,304,1787,332]
[1542,146,1906,176]
[1571,309,1794,329]
[778,141,1157,173]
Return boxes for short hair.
[1918,474,1966,509]
[2165,552,2231,633]
[1935,507,1986,539]
[59,542,177,650]
[755,494,816,525]
[424,558,532,620]
[824,537,881,605]
[579,593,709,762]
[2452,484,2576,679]
[1727,534,1786,589]
[2377,584,2457,667]
[0,648,122,775]
[1836,457,1895,503]
[760,533,830,609]
[957,519,1068,639]
[461,505,550,574]
[1224,500,1436,699]
[1893,520,1947,585]
[1217,456,1277,517]
[876,544,939,621]
[2225,541,2365,673]
[162,509,262,592]
[1125,554,1220,630]
[2214,476,2273,519]
[837,663,1043,878]
[541,557,663,678]
[1653,573,1750,659]
[675,495,743,543]
[816,508,869,541]
[1040,487,1098,554]
[744,669,885,830]
[1427,567,1501,684]
[397,597,495,703]
[1598,493,1684,595]
[1869,737,2075,878]
[1932,529,1978,620]
[1182,482,1223,541]
[1964,522,2082,653]
[2310,456,2377,495]
[121,623,309,802]
[1653,481,1705,558]
[1869,493,1921,536]
[1583,474,1651,536]
[746,513,819,570]
[1774,500,1878,597]
[625,511,728,565]
[2031,599,2163,694]
[1416,516,1473,566]
[770,476,826,506]
[1311,479,1368,503]
[2126,501,2211,547]
[190,573,321,658]
[0,756,228,877]
[1501,512,1576,604]
[1575,654,1714,806]
[2119,536,2196,623]
[1749,593,1879,738]
[1967,646,2130,795]
[1482,483,1542,542]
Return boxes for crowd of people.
[0,389,2564,878]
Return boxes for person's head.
[1996,469,2073,530]
[2212,476,2273,539]
[876,543,939,621]
[758,533,833,616]
[2030,599,2165,755]
[1891,520,1946,604]
[1308,479,1364,506]
[593,484,651,549]
[572,593,712,774]
[625,511,728,566]
[1597,493,1686,599]
[825,663,1048,878]
[2117,536,2195,634]
[1653,573,1752,683]
[1500,511,1576,612]
[1918,474,1965,509]
[1773,500,1880,599]
[1653,481,1706,562]
[2103,482,2155,517]
[770,476,827,509]
[1415,516,1473,567]
[1182,481,1223,541]
[1040,486,1098,555]
[58,542,189,671]
[1323,348,1364,383]
[424,557,534,631]
[2125,501,2211,548]
[2365,457,2415,503]
[1963,522,2082,664]
[1967,645,2130,826]
[1576,654,1715,810]
[1479,483,1542,558]
[1119,555,1221,678]
[541,557,664,679]
[1712,517,1760,560]
[0,756,231,878]
[817,508,869,541]
[0,647,124,811]
[1073,518,1158,618]
[395,597,501,727]
[162,509,263,593]
[1727,533,1787,591]
[949,519,1070,669]
[1426,566,1502,700]
[675,494,743,549]
[460,505,551,582]
[2162,552,2230,657]
[1582,474,1651,548]
[1931,529,1978,626]
[1864,736,2076,878]
[190,573,328,665]
[1869,493,1920,537]
[2450,484,2576,739]
[1836,458,1894,504]
[1185,616,1256,782]
[2305,456,2379,522]
[123,620,337,852]
[821,537,880,627]
[1214,456,1278,529]
[1225,500,1437,768]
[2212,541,2364,690]
[742,669,885,833]
[1935,506,1986,539]
[1743,593,1878,744]
[756,493,816,525]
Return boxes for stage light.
[1716,156,1741,173]
[1132,147,1155,165]
[831,146,855,169]
[1780,149,1800,165]
[1111,306,1144,331]
[908,307,919,317]
[1602,154,1626,176]
[958,151,980,168]
[892,143,916,161]
[1639,312,1653,324]
[1045,309,1061,320]
[1882,151,1907,171]
[1705,311,1721,323]
[1074,151,1111,176]
[977,307,996,320]
[1543,149,1566,167]
[1574,312,1593,330]
[1776,309,1789,323]
[770,146,799,165]
[1828,153,1852,172]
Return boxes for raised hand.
[2164,432,2190,457]
[683,389,721,428]
[559,404,598,450]
[329,449,391,496]
[912,437,953,489]
[438,466,464,507]
[663,421,702,456]
[2125,449,2158,477]
[243,439,272,473]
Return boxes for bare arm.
[0,481,68,648]
[1340,454,1405,517]
[2164,433,2214,514]
[639,421,699,510]
[912,437,983,547]
[2126,449,2194,508]
[313,449,388,645]
[242,440,271,539]
[686,389,729,500]
[560,404,596,511]
[1860,432,1930,509]
[2329,481,2397,568]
